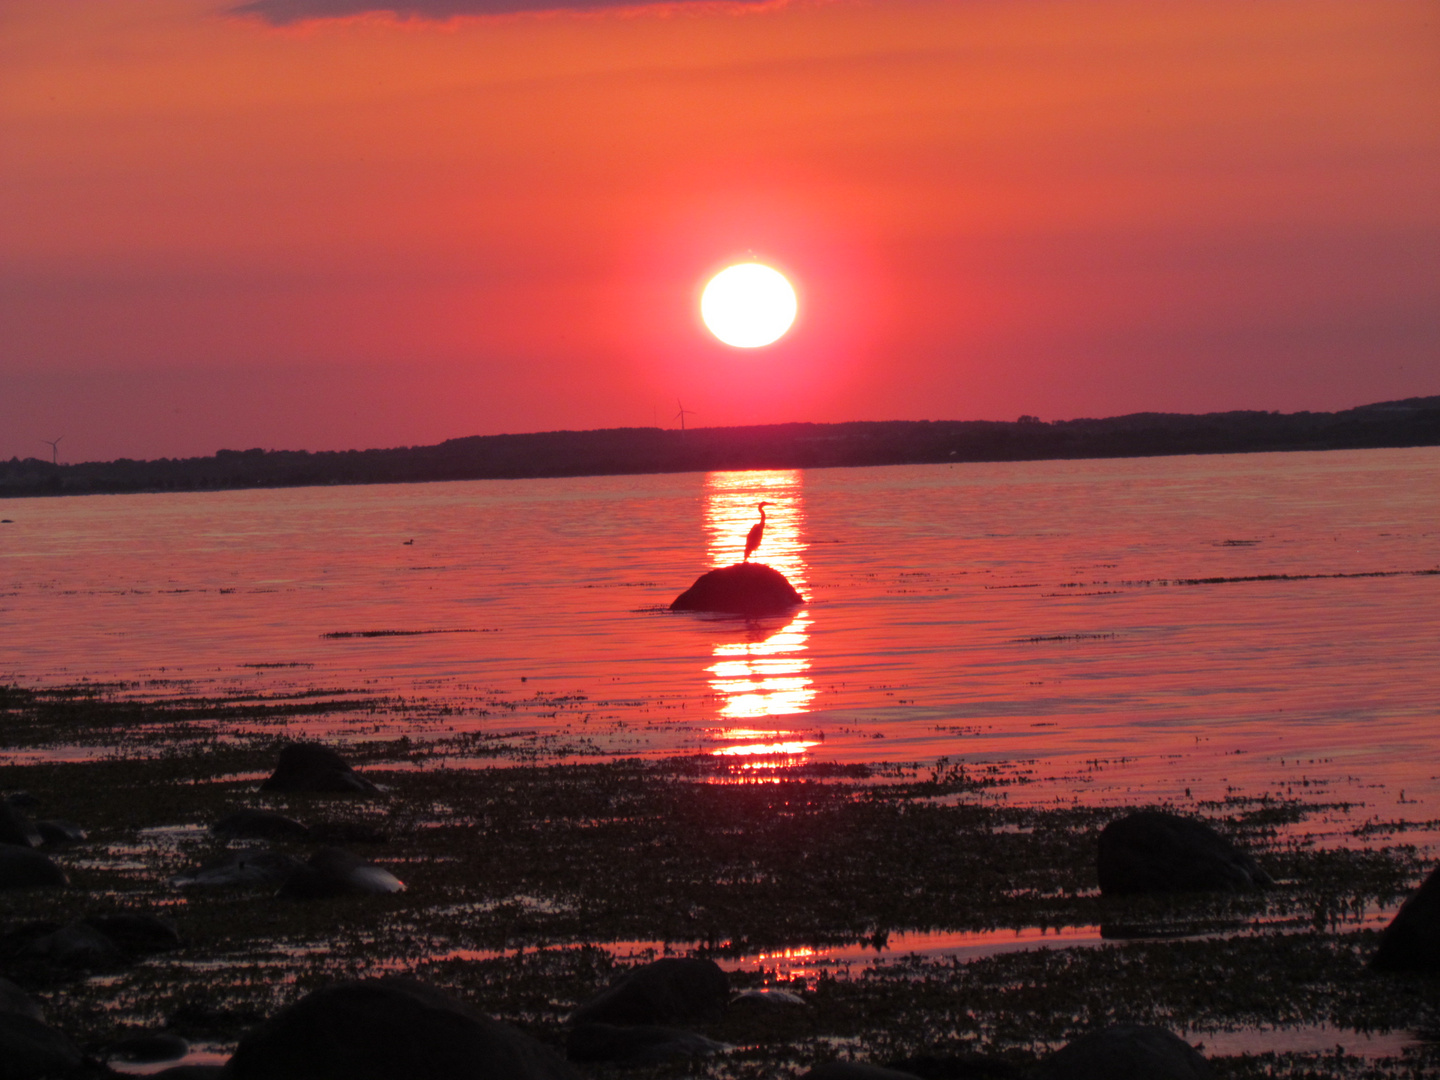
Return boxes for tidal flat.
[1,684,1438,1078]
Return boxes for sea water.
[1,445,1437,834]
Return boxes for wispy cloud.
[230,0,772,22]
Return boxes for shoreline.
[2,685,1438,1077]
[5,399,1439,500]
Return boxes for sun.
[701,263,798,348]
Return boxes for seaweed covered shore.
[1,683,1438,1077]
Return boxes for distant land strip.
[4,395,1438,498]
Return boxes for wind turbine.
[674,400,697,431]
[41,436,63,465]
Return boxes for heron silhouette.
[743,502,773,563]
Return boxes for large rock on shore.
[260,743,379,795]
[1097,811,1272,896]
[670,563,803,617]
[1036,1024,1212,1080]
[570,958,729,1028]
[225,977,579,1080]
[1371,864,1440,972]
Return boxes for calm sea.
[2,446,1437,832]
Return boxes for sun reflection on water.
[701,471,815,759]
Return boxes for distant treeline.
[4,396,1439,498]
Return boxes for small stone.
[226,976,580,1080]
[1097,811,1272,895]
[0,976,44,1022]
[0,802,42,848]
[0,846,67,890]
[34,820,86,847]
[1371,864,1440,972]
[278,847,404,899]
[570,958,729,1028]
[85,914,182,956]
[567,1022,726,1063]
[260,743,379,794]
[800,1064,926,1080]
[108,1031,190,1063]
[0,1013,86,1079]
[212,809,311,841]
[1036,1024,1212,1080]
[169,849,304,889]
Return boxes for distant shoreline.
[4,395,1438,499]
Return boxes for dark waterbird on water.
[743,502,773,562]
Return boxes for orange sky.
[2,0,1437,461]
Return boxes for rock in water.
[670,563,803,617]
[1371,864,1440,972]
[570,958,729,1027]
[226,977,580,1080]
[260,743,379,795]
[1097,810,1273,895]
[1036,1024,1213,1079]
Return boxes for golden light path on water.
[701,470,819,763]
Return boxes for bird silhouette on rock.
[743,502,772,562]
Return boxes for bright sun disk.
[701,263,797,348]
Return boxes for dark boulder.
[0,803,42,848]
[260,743,379,795]
[169,850,304,889]
[212,809,310,841]
[0,1012,86,1079]
[0,977,43,1021]
[1035,1024,1212,1080]
[35,820,86,847]
[800,1065,925,1080]
[566,1022,725,1064]
[570,957,729,1028]
[1371,864,1440,972]
[1097,811,1272,895]
[670,563,804,617]
[0,846,67,890]
[225,976,580,1080]
[277,847,404,899]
